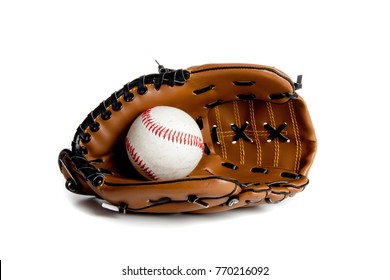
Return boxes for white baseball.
[125,106,204,180]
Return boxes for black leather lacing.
[69,64,190,186]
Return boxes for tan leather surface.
[59,63,317,213]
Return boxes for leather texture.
[58,63,317,214]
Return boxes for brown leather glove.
[58,63,317,214]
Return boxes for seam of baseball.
[125,136,160,180]
[141,108,204,152]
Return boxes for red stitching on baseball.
[141,108,204,152]
[125,136,160,180]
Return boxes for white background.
[1,0,389,279]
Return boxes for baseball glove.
[58,63,317,214]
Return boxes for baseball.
[125,106,204,180]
